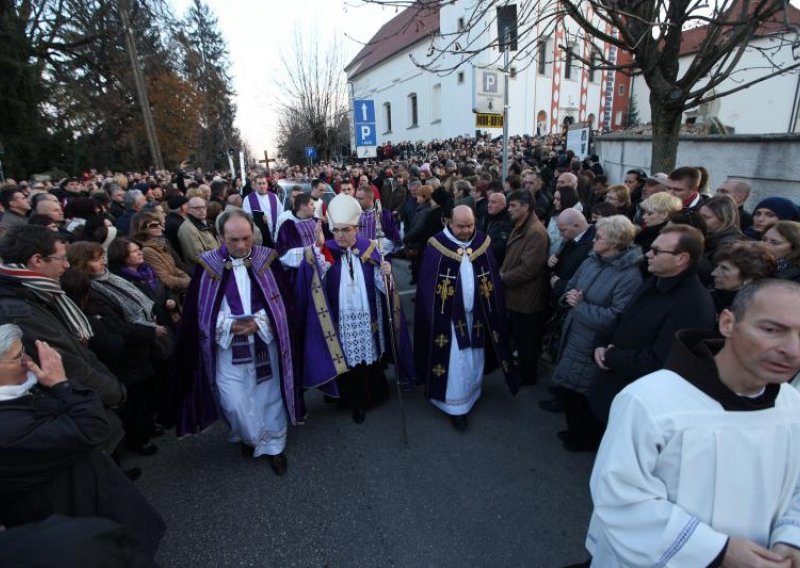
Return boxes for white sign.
[473,67,505,114]
[566,125,591,160]
[356,145,377,159]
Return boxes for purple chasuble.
[294,236,415,395]
[168,245,303,436]
[359,208,400,246]
[414,230,517,403]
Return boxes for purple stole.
[414,230,517,403]
[174,245,301,436]
[359,208,400,244]
[246,191,279,232]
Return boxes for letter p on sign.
[483,72,498,93]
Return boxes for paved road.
[134,260,595,567]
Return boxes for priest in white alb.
[243,174,283,246]
[581,279,800,568]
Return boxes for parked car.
[275,179,335,210]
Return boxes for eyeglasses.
[44,254,69,263]
[331,227,355,235]
[649,247,682,256]
[147,222,164,229]
[0,346,25,364]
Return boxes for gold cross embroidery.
[435,267,456,315]
[432,364,447,378]
[473,321,484,337]
[455,319,467,336]
[435,334,449,349]
[477,267,494,312]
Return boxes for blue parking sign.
[353,99,376,147]
[305,146,317,160]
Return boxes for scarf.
[119,263,159,292]
[0,263,93,341]
[91,270,156,327]
[221,246,272,384]
[0,372,37,402]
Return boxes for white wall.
[596,134,800,206]
[631,33,800,134]
[348,0,612,144]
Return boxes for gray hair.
[454,179,472,197]
[217,209,254,236]
[596,215,636,249]
[123,189,144,209]
[0,324,23,357]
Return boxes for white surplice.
[587,370,800,567]
[243,192,283,240]
[214,258,287,457]
[337,249,386,367]
[430,228,484,417]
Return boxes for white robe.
[214,258,287,457]
[587,370,800,567]
[243,192,283,240]
[430,228,484,416]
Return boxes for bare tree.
[355,0,800,172]
[276,27,351,164]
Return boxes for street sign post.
[354,99,378,159]
[566,125,591,160]
[305,146,317,166]
[472,68,505,114]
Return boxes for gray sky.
[169,0,397,158]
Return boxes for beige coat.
[140,239,191,293]
[500,212,550,314]
[177,218,219,269]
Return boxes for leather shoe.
[450,414,468,432]
[352,409,366,424]
[130,442,158,456]
[268,453,288,476]
[538,399,565,413]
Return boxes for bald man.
[177,197,219,270]
[481,192,514,264]
[415,205,517,431]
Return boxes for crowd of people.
[1,131,800,566]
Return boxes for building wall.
[630,33,800,134]
[348,1,612,145]
[595,134,800,205]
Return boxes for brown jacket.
[500,212,550,314]
[140,239,191,294]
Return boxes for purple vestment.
[359,208,400,247]
[169,245,303,436]
[275,215,316,255]
[246,191,280,231]
[414,230,517,402]
[294,236,414,394]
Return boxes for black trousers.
[563,388,604,446]
[118,381,155,448]
[336,362,389,413]
[508,310,548,383]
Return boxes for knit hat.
[167,195,189,210]
[431,187,450,207]
[754,196,799,221]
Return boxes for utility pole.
[502,34,510,184]
[118,0,164,170]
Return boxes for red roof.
[679,2,800,56]
[345,2,440,79]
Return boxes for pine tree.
[181,0,242,172]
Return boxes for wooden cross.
[455,319,467,336]
[258,150,276,176]
[436,267,457,315]
[434,334,449,349]
[432,364,447,378]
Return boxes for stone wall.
[595,134,800,207]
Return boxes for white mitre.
[327,194,362,230]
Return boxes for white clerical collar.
[443,226,473,249]
[229,253,252,267]
[574,228,588,243]
[0,372,37,402]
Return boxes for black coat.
[481,211,514,264]
[551,224,596,299]
[165,211,186,260]
[0,384,165,566]
[590,269,716,422]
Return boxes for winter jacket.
[551,247,643,395]
[500,212,550,314]
[139,238,191,294]
[481,211,514,265]
[551,224,596,299]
